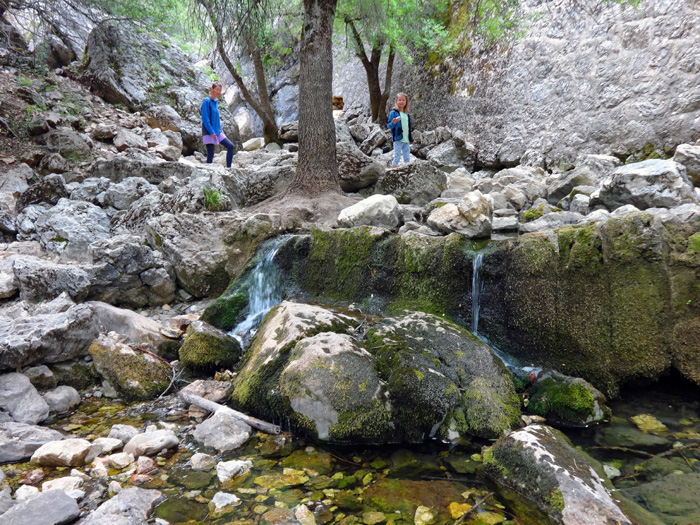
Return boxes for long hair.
[393,92,409,112]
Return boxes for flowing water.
[229,236,287,349]
[471,253,484,336]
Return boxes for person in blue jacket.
[387,92,413,168]
[201,83,235,168]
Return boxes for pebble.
[15,485,40,500]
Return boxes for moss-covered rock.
[230,301,362,425]
[49,360,100,390]
[88,336,171,400]
[528,371,611,427]
[178,321,241,372]
[199,292,248,332]
[365,311,520,440]
[484,425,632,525]
[279,332,393,442]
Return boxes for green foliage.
[17,77,33,87]
[203,188,224,211]
[198,64,218,82]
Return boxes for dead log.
[179,390,281,434]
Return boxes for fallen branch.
[133,345,173,368]
[590,446,654,458]
[179,390,281,435]
[454,492,494,525]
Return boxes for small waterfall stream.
[229,237,287,348]
[471,252,484,335]
[470,250,516,368]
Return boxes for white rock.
[337,194,402,230]
[31,438,91,467]
[216,460,253,484]
[124,429,178,456]
[190,452,216,471]
[92,437,123,454]
[107,451,135,469]
[15,485,40,500]
[209,491,241,510]
[42,476,84,493]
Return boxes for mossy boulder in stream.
[484,424,632,525]
[231,302,519,443]
[230,301,362,427]
[364,311,521,440]
[178,321,241,372]
[528,371,611,427]
[88,336,171,400]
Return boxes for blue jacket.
[387,109,413,142]
[201,97,222,136]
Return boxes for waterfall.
[471,252,484,335]
[229,237,287,349]
[470,250,516,368]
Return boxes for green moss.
[154,233,163,248]
[199,292,248,331]
[688,233,700,254]
[329,399,393,442]
[462,377,521,438]
[88,341,171,400]
[179,328,241,372]
[528,378,596,424]
[547,489,565,512]
[413,369,424,382]
[49,362,100,390]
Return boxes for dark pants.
[206,138,235,168]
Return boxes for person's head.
[210,83,222,100]
[394,92,409,112]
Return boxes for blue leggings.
[206,138,235,168]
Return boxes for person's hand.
[392,117,400,124]
[211,134,217,140]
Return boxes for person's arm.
[387,110,399,130]
[201,99,216,136]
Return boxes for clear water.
[229,237,287,349]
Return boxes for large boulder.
[426,136,477,172]
[364,311,520,440]
[0,163,32,213]
[0,422,65,463]
[102,177,158,210]
[15,174,69,213]
[90,156,195,184]
[0,304,98,370]
[0,373,50,424]
[83,20,207,112]
[375,160,447,205]
[44,128,92,163]
[88,335,172,400]
[336,141,385,191]
[34,198,110,262]
[0,489,80,525]
[592,159,697,210]
[88,235,176,307]
[88,301,175,350]
[548,155,622,204]
[484,425,631,524]
[11,256,92,302]
[427,190,493,238]
[144,213,233,297]
[231,301,519,442]
[278,332,392,442]
[337,194,402,230]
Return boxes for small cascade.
[471,252,484,335]
[470,251,516,368]
[229,237,287,348]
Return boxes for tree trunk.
[245,35,280,145]
[378,46,395,125]
[286,0,341,197]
